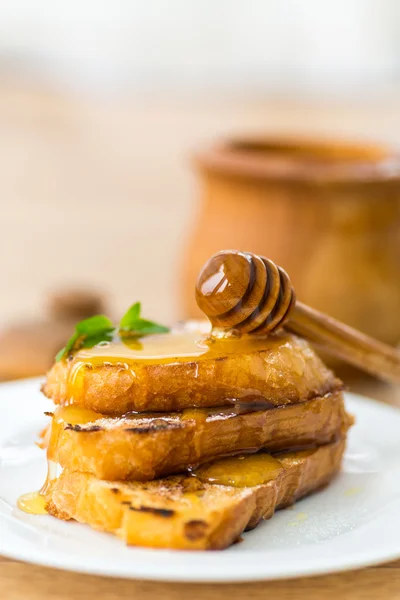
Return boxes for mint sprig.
[55,315,114,362]
[55,303,169,361]
[119,302,170,336]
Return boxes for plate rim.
[1,539,400,583]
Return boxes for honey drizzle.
[70,329,288,364]
[17,459,58,515]
[18,395,124,515]
[18,326,306,513]
[17,491,47,515]
[66,328,292,404]
[191,453,285,487]
[19,383,93,514]
[49,397,275,435]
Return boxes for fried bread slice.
[46,438,345,550]
[42,329,342,414]
[46,390,350,481]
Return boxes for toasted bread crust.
[42,333,342,414]
[50,391,350,480]
[46,438,345,550]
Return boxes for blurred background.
[1,0,400,380]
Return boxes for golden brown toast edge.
[46,438,346,550]
[42,333,342,414]
[49,391,350,481]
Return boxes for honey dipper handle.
[287,302,400,384]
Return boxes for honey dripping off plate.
[17,402,101,516]
[17,460,58,515]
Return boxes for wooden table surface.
[1,556,400,600]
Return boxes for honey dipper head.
[196,250,296,334]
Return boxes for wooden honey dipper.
[196,249,400,384]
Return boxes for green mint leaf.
[123,319,170,336]
[75,315,113,336]
[80,330,114,349]
[56,305,169,361]
[62,331,81,357]
[56,315,114,361]
[119,303,141,331]
[55,346,67,362]
[119,302,169,336]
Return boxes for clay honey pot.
[183,137,400,345]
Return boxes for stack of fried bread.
[38,322,351,550]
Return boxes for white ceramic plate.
[0,378,400,582]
